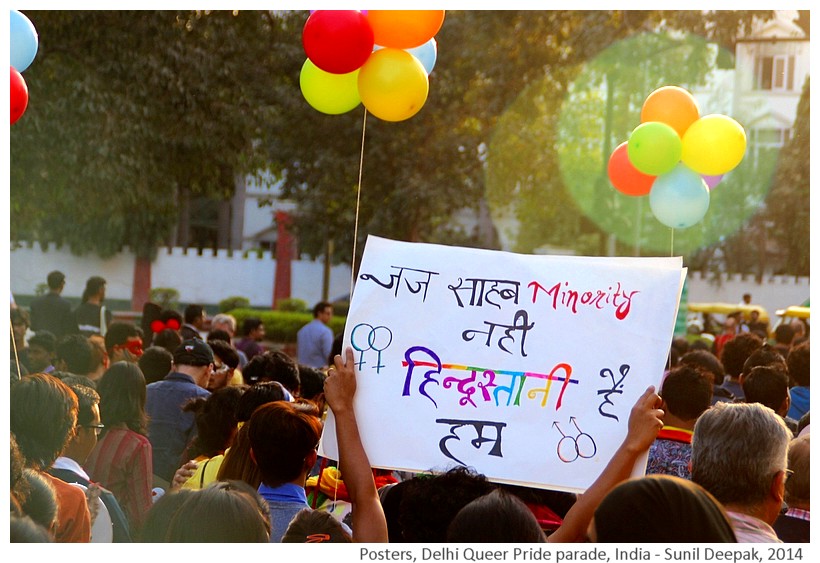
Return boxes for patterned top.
[645,426,693,480]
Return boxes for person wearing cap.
[30,270,77,339]
[145,339,213,487]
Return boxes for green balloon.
[300,58,361,115]
[627,121,682,176]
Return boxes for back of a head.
[593,475,736,543]
[242,350,300,392]
[215,424,262,489]
[247,401,322,487]
[28,331,57,355]
[742,365,790,413]
[210,313,237,334]
[46,270,65,290]
[56,334,94,375]
[447,488,546,543]
[784,434,809,505]
[97,361,148,435]
[720,332,763,377]
[183,385,246,459]
[774,323,796,346]
[298,364,326,401]
[64,381,100,427]
[138,346,173,384]
[679,350,725,386]
[282,509,352,543]
[139,489,195,542]
[787,342,810,387]
[660,365,713,422]
[691,402,791,507]
[19,468,58,533]
[10,514,53,543]
[235,381,291,422]
[153,328,182,355]
[10,373,78,470]
[398,466,495,542]
[166,481,270,542]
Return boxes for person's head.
[691,402,792,524]
[723,316,737,334]
[313,301,333,324]
[235,380,293,422]
[19,468,58,534]
[787,341,810,388]
[183,385,246,459]
[26,331,57,373]
[61,382,103,464]
[81,276,106,303]
[247,401,322,487]
[104,322,144,363]
[774,323,796,346]
[46,270,66,292]
[784,434,809,508]
[55,334,94,376]
[590,475,736,543]
[10,513,54,542]
[742,293,752,305]
[138,489,196,542]
[165,480,271,542]
[206,339,240,392]
[719,332,763,377]
[242,350,300,393]
[749,309,759,322]
[446,488,546,543]
[210,313,237,337]
[742,343,788,377]
[215,424,262,489]
[742,365,791,417]
[282,509,352,543]
[206,329,232,344]
[153,328,182,356]
[10,373,78,470]
[138,346,173,385]
[298,364,326,412]
[184,304,207,329]
[11,307,30,345]
[172,339,215,389]
[97,361,148,436]
[241,317,266,341]
[789,319,806,338]
[398,466,496,542]
[679,349,725,386]
[660,365,713,423]
[86,334,109,379]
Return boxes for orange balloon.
[608,142,656,197]
[641,86,700,138]
[366,10,445,49]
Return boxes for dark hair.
[153,329,182,355]
[241,317,264,336]
[104,322,141,354]
[184,304,205,324]
[10,513,53,542]
[660,365,714,421]
[11,307,30,328]
[183,385,246,459]
[81,276,106,302]
[208,339,240,370]
[742,344,787,376]
[56,334,94,375]
[138,489,195,542]
[216,424,262,489]
[248,402,322,487]
[243,350,300,392]
[785,434,810,503]
[719,332,763,377]
[206,329,232,343]
[447,488,546,543]
[97,361,148,436]
[64,382,101,427]
[46,271,65,290]
[19,469,58,533]
[742,365,790,413]
[787,342,810,387]
[138,346,173,385]
[236,381,291,422]
[797,412,810,435]
[313,301,333,317]
[282,509,352,543]
[328,333,344,367]
[298,365,326,401]
[28,331,57,353]
[166,480,270,542]
[679,349,725,386]
[774,323,795,345]
[398,466,495,542]
[10,374,78,469]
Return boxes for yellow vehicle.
[770,305,810,339]
[687,302,770,325]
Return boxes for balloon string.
[350,108,368,301]
[10,320,22,378]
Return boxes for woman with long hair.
[84,361,153,534]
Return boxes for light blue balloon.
[649,164,711,229]
[11,10,39,72]
[373,38,437,75]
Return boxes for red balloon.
[302,10,374,74]
[11,66,28,125]
[607,141,656,197]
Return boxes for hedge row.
[228,308,347,343]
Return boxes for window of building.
[754,55,795,91]
[749,127,791,168]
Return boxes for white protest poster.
[319,236,686,493]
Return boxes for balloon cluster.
[607,86,747,229]
[10,10,38,125]
[300,10,444,121]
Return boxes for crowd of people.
[9,273,810,544]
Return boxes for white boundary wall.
[10,243,352,308]
[10,243,809,314]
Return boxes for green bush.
[229,308,347,343]
[219,296,250,313]
[276,298,308,313]
[150,287,180,310]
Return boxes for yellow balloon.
[357,48,429,122]
[681,114,747,175]
[299,58,361,115]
